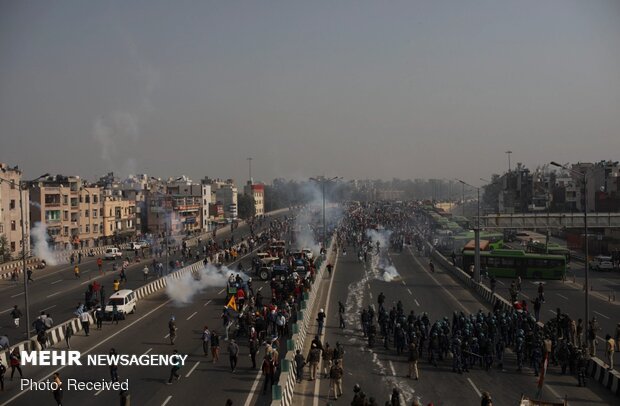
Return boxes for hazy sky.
[1,1,619,187]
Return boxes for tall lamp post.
[309,176,340,250]
[457,179,481,282]
[0,173,49,339]
[551,161,589,343]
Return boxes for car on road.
[104,247,122,259]
[105,289,137,315]
[589,255,614,271]
[128,241,147,250]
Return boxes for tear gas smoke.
[31,222,63,266]
[166,263,250,306]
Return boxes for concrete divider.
[271,238,334,406]
[587,357,620,397]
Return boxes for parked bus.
[526,240,571,263]
[462,249,566,280]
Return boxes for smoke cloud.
[165,263,249,306]
[366,228,401,282]
[31,222,63,266]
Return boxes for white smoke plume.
[31,222,64,266]
[366,228,401,282]
[166,263,249,306]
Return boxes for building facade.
[244,183,265,216]
[0,164,30,259]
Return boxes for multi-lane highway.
[294,242,618,405]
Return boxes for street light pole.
[1,173,48,339]
[551,161,589,344]
[310,176,340,251]
[458,179,481,282]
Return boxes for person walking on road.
[80,311,90,336]
[429,260,435,273]
[27,269,34,283]
[249,336,258,369]
[317,309,326,336]
[481,391,493,406]
[322,342,334,378]
[97,257,104,274]
[142,265,149,281]
[10,305,21,328]
[261,353,276,395]
[73,265,80,279]
[202,326,211,357]
[52,372,63,406]
[328,360,343,400]
[537,283,545,303]
[228,339,239,372]
[407,341,419,380]
[109,348,119,382]
[211,330,220,363]
[0,362,6,391]
[306,343,321,381]
[9,348,23,380]
[167,349,181,384]
[168,316,177,345]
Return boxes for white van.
[589,255,614,271]
[105,289,137,315]
[104,247,122,259]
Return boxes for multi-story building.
[77,184,103,247]
[205,178,238,220]
[243,182,265,216]
[0,163,30,259]
[101,189,136,243]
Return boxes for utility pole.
[247,157,253,183]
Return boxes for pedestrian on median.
[605,334,615,370]
[294,350,305,383]
[52,372,63,406]
[167,349,181,384]
[64,323,73,349]
[228,339,239,372]
[328,360,343,400]
[80,311,90,336]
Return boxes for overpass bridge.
[477,212,620,229]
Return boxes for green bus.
[526,241,571,263]
[462,249,566,280]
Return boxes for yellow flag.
[226,295,237,312]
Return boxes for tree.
[237,194,256,220]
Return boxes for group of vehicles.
[104,241,150,259]
[253,245,315,281]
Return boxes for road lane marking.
[401,280,406,286]
[185,361,200,377]
[218,288,225,294]
[496,279,505,286]
[164,333,170,339]
[593,311,610,320]
[187,311,198,321]
[467,378,482,397]
[556,293,568,300]
[41,305,57,312]
[51,279,63,285]
[414,299,420,307]
[0,294,175,406]
[204,299,212,307]
[46,292,61,298]
[162,395,172,406]
[389,360,396,376]
[367,283,371,289]
[11,292,24,298]
[0,308,12,315]
[311,254,340,406]
[142,348,153,356]
[94,388,104,396]
[407,288,413,295]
